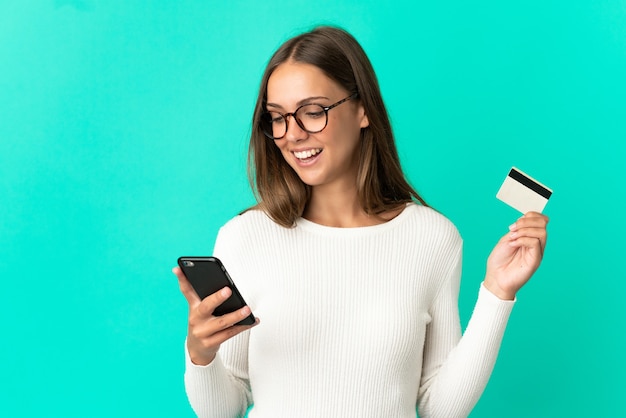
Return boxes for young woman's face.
[266,61,369,190]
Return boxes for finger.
[189,301,253,342]
[207,305,254,331]
[509,213,549,232]
[523,211,548,219]
[509,220,548,238]
[508,226,547,251]
[508,226,547,240]
[191,312,259,342]
[512,211,543,219]
[196,286,233,317]
[172,266,202,306]
[508,236,545,257]
[198,318,260,348]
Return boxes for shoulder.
[215,208,292,251]
[402,203,461,243]
[394,203,463,264]
[211,209,277,264]
[218,209,280,237]
[223,208,273,228]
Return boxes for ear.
[358,103,369,129]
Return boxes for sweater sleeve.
[184,331,252,418]
[183,224,253,418]
[417,246,515,418]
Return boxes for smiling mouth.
[293,148,322,161]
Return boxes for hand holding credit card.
[496,167,552,213]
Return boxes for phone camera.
[183,261,195,267]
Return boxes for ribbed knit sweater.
[184,203,515,418]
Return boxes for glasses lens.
[261,112,286,139]
[296,104,327,133]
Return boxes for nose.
[284,114,308,142]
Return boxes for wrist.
[187,340,217,366]
[483,276,516,301]
[189,351,216,366]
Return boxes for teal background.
[1,1,624,416]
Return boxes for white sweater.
[184,203,514,418]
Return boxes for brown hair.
[247,26,427,227]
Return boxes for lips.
[293,148,322,161]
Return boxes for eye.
[268,112,285,125]
[300,105,325,120]
[305,111,324,119]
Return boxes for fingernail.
[509,223,517,231]
[221,287,230,297]
[241,306,250,316]
[509,232,518,239]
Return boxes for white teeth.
[294,148,322,159]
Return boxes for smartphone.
[177,256,256,326]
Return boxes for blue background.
[1,1,625,416]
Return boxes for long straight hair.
[247,26,427,228]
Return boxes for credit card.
[496,167,552,213]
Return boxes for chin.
[298,177,323,187]
[290,167,325,187]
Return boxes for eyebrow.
[266,96,330,109]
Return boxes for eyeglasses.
[260,92,358,140]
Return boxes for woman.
[173,26,548,418]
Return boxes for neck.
[304,187,364,228]
[303,183,403,228]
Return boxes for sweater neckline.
[295,202,417,236]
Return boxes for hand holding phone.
[174,256,258,365]
[178,256,256,326]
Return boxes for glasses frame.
[261,92,359,140]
